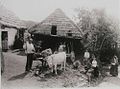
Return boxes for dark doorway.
[2,31,8,52]
[67,30,72,36]
[13,30,24,49]
[51,25,57,35]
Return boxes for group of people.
[83,49,99,80]
[83,49,119,79]
[23,37,119,78]
[23,37,66,73]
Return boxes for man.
[23,38,35,72]
[58,43,66,52]
[83,49,90,65]
[84,49,90,60]
[83,49,91,74]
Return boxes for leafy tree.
[74,8,119,63]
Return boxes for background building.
[0,5,26,51]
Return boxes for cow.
[46,52,66,75]
[41,48,52,57]
[37,48,52,67]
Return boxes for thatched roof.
[22,20,38,29]
[29,9,83,38]
[0,5,26,29]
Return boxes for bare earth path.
[1,51,87,89]
[1,51,120,89]
[97,66,120,88]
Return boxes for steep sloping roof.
[22,20,38,29]
[29,9,83,38]
[0,5,26,29]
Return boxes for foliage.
[74,8,119,62]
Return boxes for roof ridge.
[0,5,26,28]
[29,8,83,38]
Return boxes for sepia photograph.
[0,0,120,89]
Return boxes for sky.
[0,0,120,22]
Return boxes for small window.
[51,25,57,35]
[67,30,72,36]
[1,25,5,29]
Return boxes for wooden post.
[71,41,74,52]
[67,43,70,54]
[0,23,1,50]
[69,41,72,53]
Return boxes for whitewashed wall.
[1,27,17,48]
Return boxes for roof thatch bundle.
[0,5,26,29]
[29,9,83,38]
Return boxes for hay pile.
[31,62,88,87]
[31,60,104,87]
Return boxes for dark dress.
[110,56,118,77]
[2,39,8,52]
[110,65,118,76]
[92,66,99,78]
[84,59,91,74]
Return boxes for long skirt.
[110,65,118,77]
[93,67,99,78]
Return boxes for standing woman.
[23,38,35,72]
[2,37,8,52]
[110,55,119,77]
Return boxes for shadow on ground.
[12,49,26,56]
[8,72,28,81]
[17,51,26,56]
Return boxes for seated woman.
[86,54,99,85]
[91,55,99,78]
[110,55,119,77]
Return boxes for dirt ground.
[1,50,120,89]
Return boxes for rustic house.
[29,9,84,59]
[0,5,26,51]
